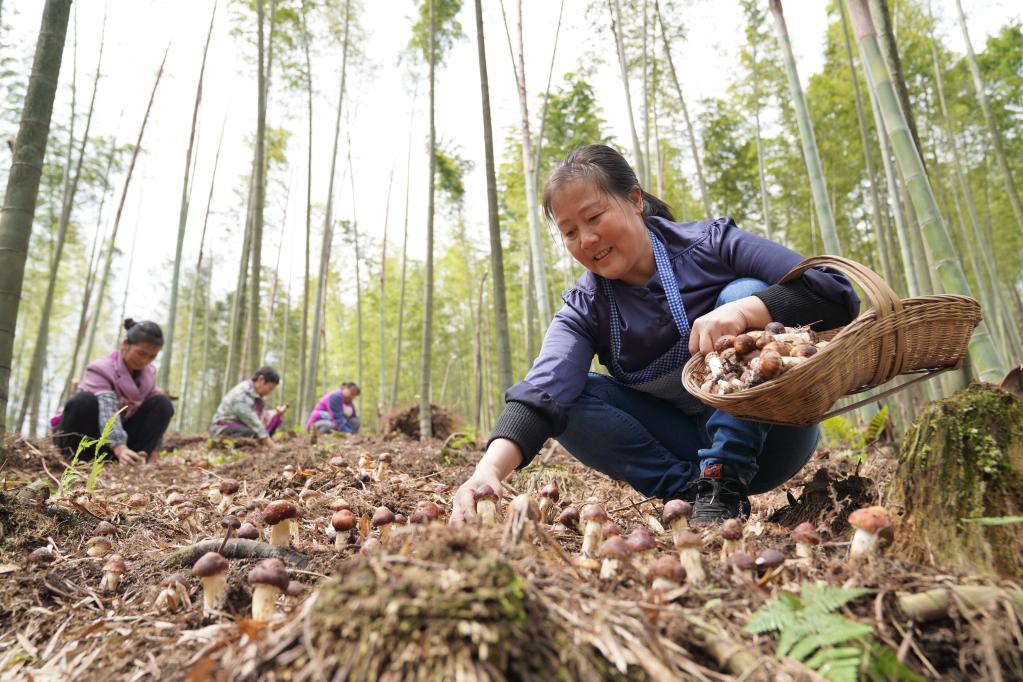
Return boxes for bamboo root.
[897,585,1023,623]
[162,538,310,569]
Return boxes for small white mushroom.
[100,554,126,593]
[675,531,706,585]
[848,506,890,564]
[248,558,288,622]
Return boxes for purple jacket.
[75,351,157,418]
[502,216,860,443]
[305,390,357,431]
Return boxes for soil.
[0,424,1019,681]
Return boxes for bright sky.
[2,0,1018,326]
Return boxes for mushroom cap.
[728,551,756,571]
[581,503,608,524]
[246,510,265,527]
[377,452,392,464]
[848,506,890,532]
[281,487,298,499]
[166,492,188,506]
[221,515,241,531]
[331,509,357,531]
[539,482,560,502]
[329,499,352,512]
[371,506,395,528]
[393,513,407,525]
[556,507,580,527]
[473,484,498,502]
[238,523,260,540]
[765,321,786,334]
[86,536,112,550]
[127,493,149,507]
[103,554,126,573]
[755,548,786,569]
[283,464,296,473]
[720,518,743,541]
[602,519,621,537]
[248,558,289,590]
[285,580,306,598]
[161,572,187,587]
[674,530,703,550]
[218,478,240,495]
[328,456,346,467]
[415,500,443,520]
[94,521,117,536]
[509,493,539,520]
[247,499,264,511]
[599,536,631,559]
[192,551,229,578]
[791,522,822,545]
[792,343,818,358]
[662,499,693,524]
[28,546,56,563]
[647,556,686,585]
[359,538,382,556]
[176,503,196,518]
[263,500,299,525]
[625,528,657,553]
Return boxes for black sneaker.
[687,464,751,525]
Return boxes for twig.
[161,539,310,569]
[609,496,657,514]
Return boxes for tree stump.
[888,384,1023,579]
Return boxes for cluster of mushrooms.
[697,322,831,396]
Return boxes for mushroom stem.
[581,521,602,557]
[200,574,229,615]
[670,518,689,545]
[720,538,741,565]
[100,571,121,593]
[678,547,705,585]
[334,533,347,550]
[795,541,814,559]
[378,524,391,545]
[849,527,878,561]
[476,499,498,525]
[217,494,235,515]
[599,558,620,580]
[269,522,291,549]
[251,584,281,621]
[651,576,678,592]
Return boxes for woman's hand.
[449,438,523,525]
[688,296,772,356]
[112,443,146,466]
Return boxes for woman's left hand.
[688,297,771,356]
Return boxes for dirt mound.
[381,403,459,440]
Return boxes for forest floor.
[1,419,1020,681]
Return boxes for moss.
[888,384,1023,579]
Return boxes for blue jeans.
[556,278,819,500]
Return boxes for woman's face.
[253,377,278,397]
[552,178,653,286]
[121,341,162,372]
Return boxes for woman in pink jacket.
[52,319,173,465]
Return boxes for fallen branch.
[161,538,310,569]
[686,616,763,677]
[897,585,1023,623]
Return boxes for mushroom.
[647,556,686,593]
[728,551,757,582]
[126,493,149,508]
[219,515,241,552]
[238,522,260,541]
[192,551,230,616]
[733,333,757,356]
[176,503,200,533]
[356,453,375,480]
[248,558,289,622]
[580,504,608,557]
[473,484,500,525]
[100,554,126,593]
[553,506,580,534]
[765,321,786,335]
[329,498,352,512]
[662,500,693,544]
[94,521,117,537]
[372,506,396,544]
[331,509,357,548]
[86,536,113,558]
[848,506,890,564]
[373,452,393,482]
[166,491,188,507]
[624,528,657,572]
[503,493,539,548]
[28,546,56,564]
[283,464,296,480]
[328,455,346,468]
[262,500,299,549]
[755,548,786,584]
[674,531,706,585]
[284,580,306,606]
[791,343,817,358]
[719,518,744,564]
[215,479,240,514]
[538,482,560,523]
[246,509,266,539]
[207,482,223,506]
[602,518,621,538]
[155,573,191,613]
[410,500,443,525]
[298,489,322,506]
[359,537,383,557]
[598,536,631,580]
[792,522,822,559]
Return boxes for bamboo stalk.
[419,0,436,441]
[898,586,1023,623]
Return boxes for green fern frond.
[865,642,925,682]
[821,415,863,449]
[801,582,871,614]
[863,406,889,443]
[782,616,872,659]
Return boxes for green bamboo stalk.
[389,88,416,411]
[419,0,436,441]
[845,0,1003,383]
[608,0,646,186]
[768,0,840,255]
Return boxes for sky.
[1,0,1018,331]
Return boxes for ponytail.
[123,319,164,347]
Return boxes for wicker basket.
[680,256,982,426]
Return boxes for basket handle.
[777,255,906,385]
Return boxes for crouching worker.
[306,381,361,434]
[210,366,286,448]
[52,319,174,466]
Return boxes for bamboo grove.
[1,0,1021,441]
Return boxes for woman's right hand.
[112,443,145,466]
[449,438,523,525]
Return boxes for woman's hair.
[341,381,360,393]
[252,366,281,385]
[542,144,675,224]
[123,318,164,347]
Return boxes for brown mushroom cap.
[581,503,608,524]
[247,499,264,511]
[285,580,306,598]
[393,513,407,525]
[331,509,356,531]
[86,536,113,551]
[539,482,560,502]
[755,548,786,570]
[161,572,187,587]
[28,546,56,563]
[791,522,822,545]
[674,530,703,549]
[359,538,383,556]
[765,321,786,335]
[94,521,117,536]
[221,515,241,531]
[103,554,126,573]
[248,558,289,591]
[625,528,657,553]
[662,499,693,524]
[192,551,229,578]
[238,523,260,540]
[371,506,395,528]
[126,493,149,507]
[556,507,580,528]
[848,506,890,532]
[415,500,443,520]
[728,551,756,571]
[166,492,188,506]
[599,536,631,559]
[647,556,686,585]
[602,519,621,537]
[473,484,498,503]
[328,456,346,467]
[377,452,392,464]
[720,518,743,541]
[263,500,299,526]
[218,479,240,495]
[329,499,352,512]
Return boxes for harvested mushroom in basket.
[697,325,831,395]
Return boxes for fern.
[743,582,921,682]
[863,406,889,443]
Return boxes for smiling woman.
[51,318,174,466]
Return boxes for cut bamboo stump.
[888,384,1023,579]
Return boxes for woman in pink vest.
[306,381,360,434]
[52,319,173,465]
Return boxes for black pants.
[53,392,174,460]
